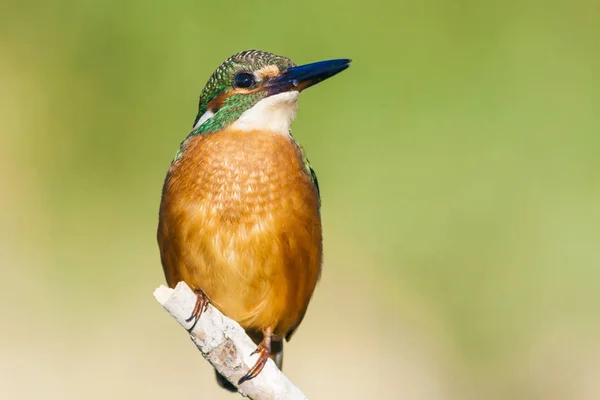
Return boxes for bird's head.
[191,50,350,136]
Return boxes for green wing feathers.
[309,166,320,197]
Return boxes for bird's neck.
[175,92,300,162]
[229,91,299,136]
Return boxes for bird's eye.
[234,72,255,89]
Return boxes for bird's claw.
[186,290,208,332]
[238,329,272,385]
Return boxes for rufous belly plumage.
[158,129,322,339]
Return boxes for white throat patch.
[230,91,299,135]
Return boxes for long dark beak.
[266,58,351,94]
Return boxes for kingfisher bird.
[157,50,350,390]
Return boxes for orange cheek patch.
[206,86,266,111]
[207,93,227,111]
[204,65,285,112]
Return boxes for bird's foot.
[185,289,209,333]
[238,328,272,385]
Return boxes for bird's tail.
[215,371,237,392]
[215,339,283,392]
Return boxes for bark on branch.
[154,281,308,400]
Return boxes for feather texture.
[157,128,322,340]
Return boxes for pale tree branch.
[154,281,308,400]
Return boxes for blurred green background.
[1,0,599,399]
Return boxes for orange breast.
[157,129,322,339]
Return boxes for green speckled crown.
[192,50,296,133]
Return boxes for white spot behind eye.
[193,110,215,130]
